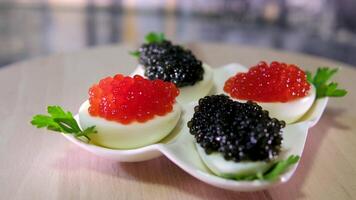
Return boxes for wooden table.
[0,43,355,200]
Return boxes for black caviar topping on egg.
[138,40,204,87]
[187,94,285,162]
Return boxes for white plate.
[63,63,328,191]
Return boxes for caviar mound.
[224,61,311,102]
[187,95,285,162]
[138,40,204,87]
[88,74,179,124]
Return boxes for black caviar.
[187,94,285,162]
[138,40,204,87]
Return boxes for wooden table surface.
[0,43,355,200]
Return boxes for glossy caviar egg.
[188,95,285,177]
[224,61,311,102]
[138,40,204,87]
[79,74,181,149]
[224,61,316,123]
[135,39,214,103]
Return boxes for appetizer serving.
[33,74,181,149]
[224,61,347,123]
[188,95,298,180]
[131,32,214,103]
[30,36,348,190]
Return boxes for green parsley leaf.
[263,155,300,181]
[230,155,300,181]
[145,32,165,44]
[306,67,347,98]
[31,106,96,141]
[129,50,140,58]
[129,32,165,58]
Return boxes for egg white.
[196,144,275,178]
[131,64,214,104]
[78,100,181,149]
[226,85,316,124]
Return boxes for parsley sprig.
[129,51,140,58]
[263,155,300,180]
[130,32,166,58]
[306,67,347,98]
[231,155,300,181]
[31,106,96,141]
[145,32,165,44]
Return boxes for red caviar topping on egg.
[224,61,310,102]
[88,74,179,124]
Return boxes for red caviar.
[224,61,310,102]
[88,74,179,124]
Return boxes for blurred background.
[1,0,356,67]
